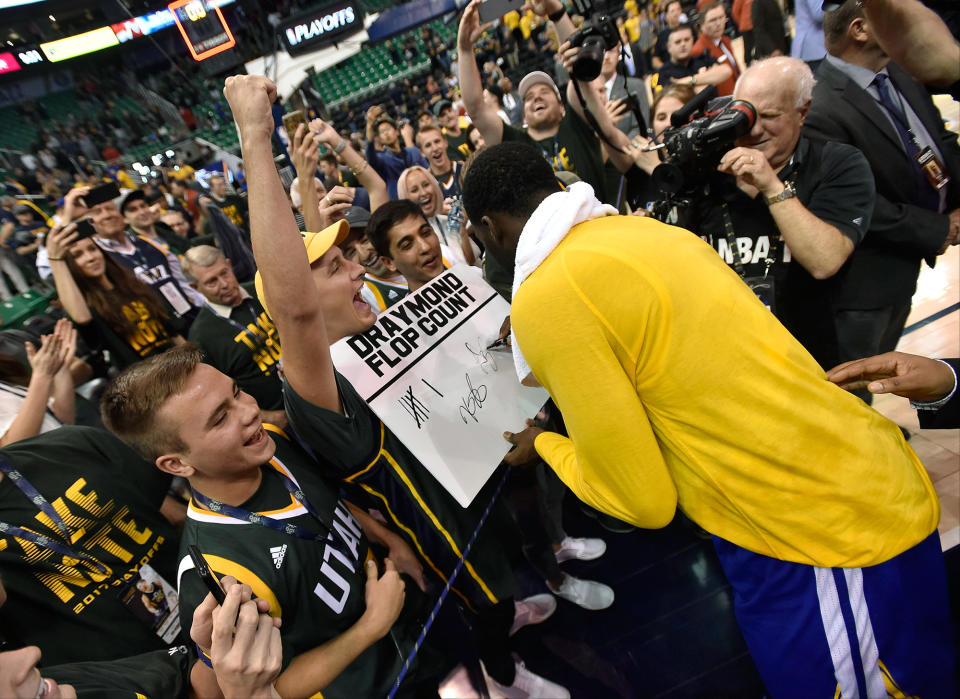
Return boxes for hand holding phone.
[282,110,307,136]
[477,0,525,24]
[81,181,121,209]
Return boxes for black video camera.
[566,0,623,82]
[652,93,757,198]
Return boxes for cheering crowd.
[1,0,959,697]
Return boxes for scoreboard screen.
[168,0,236,61]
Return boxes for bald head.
[735,56,815,111]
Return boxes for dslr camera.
[566,0,623,82]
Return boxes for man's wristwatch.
[766,181,796,206]
[688,75,697,86]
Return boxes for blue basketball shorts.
[713,531,955,699]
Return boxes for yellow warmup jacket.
[514,215,939,568]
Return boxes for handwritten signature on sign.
[464,339,499,375]
[459,373,488,424]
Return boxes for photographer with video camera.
[667,57,875,369]
[458,0,635,206]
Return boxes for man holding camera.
[458,0,635,206]
[692,56,874,369]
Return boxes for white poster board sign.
[330,265,548,507]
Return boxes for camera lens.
[571,36,606,82]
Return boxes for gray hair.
[289,176,325,209]
[181,245,224,283]
[734,56,816,109]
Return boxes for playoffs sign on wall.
[279,0,363,56]
[331,265,548,507]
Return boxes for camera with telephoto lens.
[566,0,624,82]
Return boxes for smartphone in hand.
[188,545,226,604]
[282,110,307,136]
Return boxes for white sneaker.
[510,593,557,636]
[484,659,571,699]
[554,535,607,563]
[548,574,614,610]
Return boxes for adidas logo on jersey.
[270,544,287,569]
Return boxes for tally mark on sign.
[399,386,430,428]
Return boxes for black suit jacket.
[803,60,960,308]
[918,358,960,430]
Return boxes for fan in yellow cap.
[254,219,350,316]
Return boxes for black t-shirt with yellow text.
[502,108,609,204]
[0,427,182,665]
[188,290,283,410]
[80,300,177,371]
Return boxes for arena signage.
[279,0,363,57]
[0,52,21,75]
[330,265,548,507]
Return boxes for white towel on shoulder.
[511,181,618,382]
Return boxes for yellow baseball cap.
[254,219,350,316]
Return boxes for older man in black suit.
[803,0,960,402]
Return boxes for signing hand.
[359,559,405,640]
[718,147,782,197]
[502,419,545,467]
[223,75,278,140]
[827,352,957,402]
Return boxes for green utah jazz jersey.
[176,431,411,699]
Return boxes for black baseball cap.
[119,189,148,214]
[11,203,32,215]
[344,206,371,230]
[433,100,453,117]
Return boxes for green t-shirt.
[44,645,191,699]
[282,374,520,610]
[0,427,182,665]
[502,108,609,204]
[187,291,283,410]
[176,432,412,699]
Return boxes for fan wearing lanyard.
[191,464,346,555]
[0,460,108,575]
